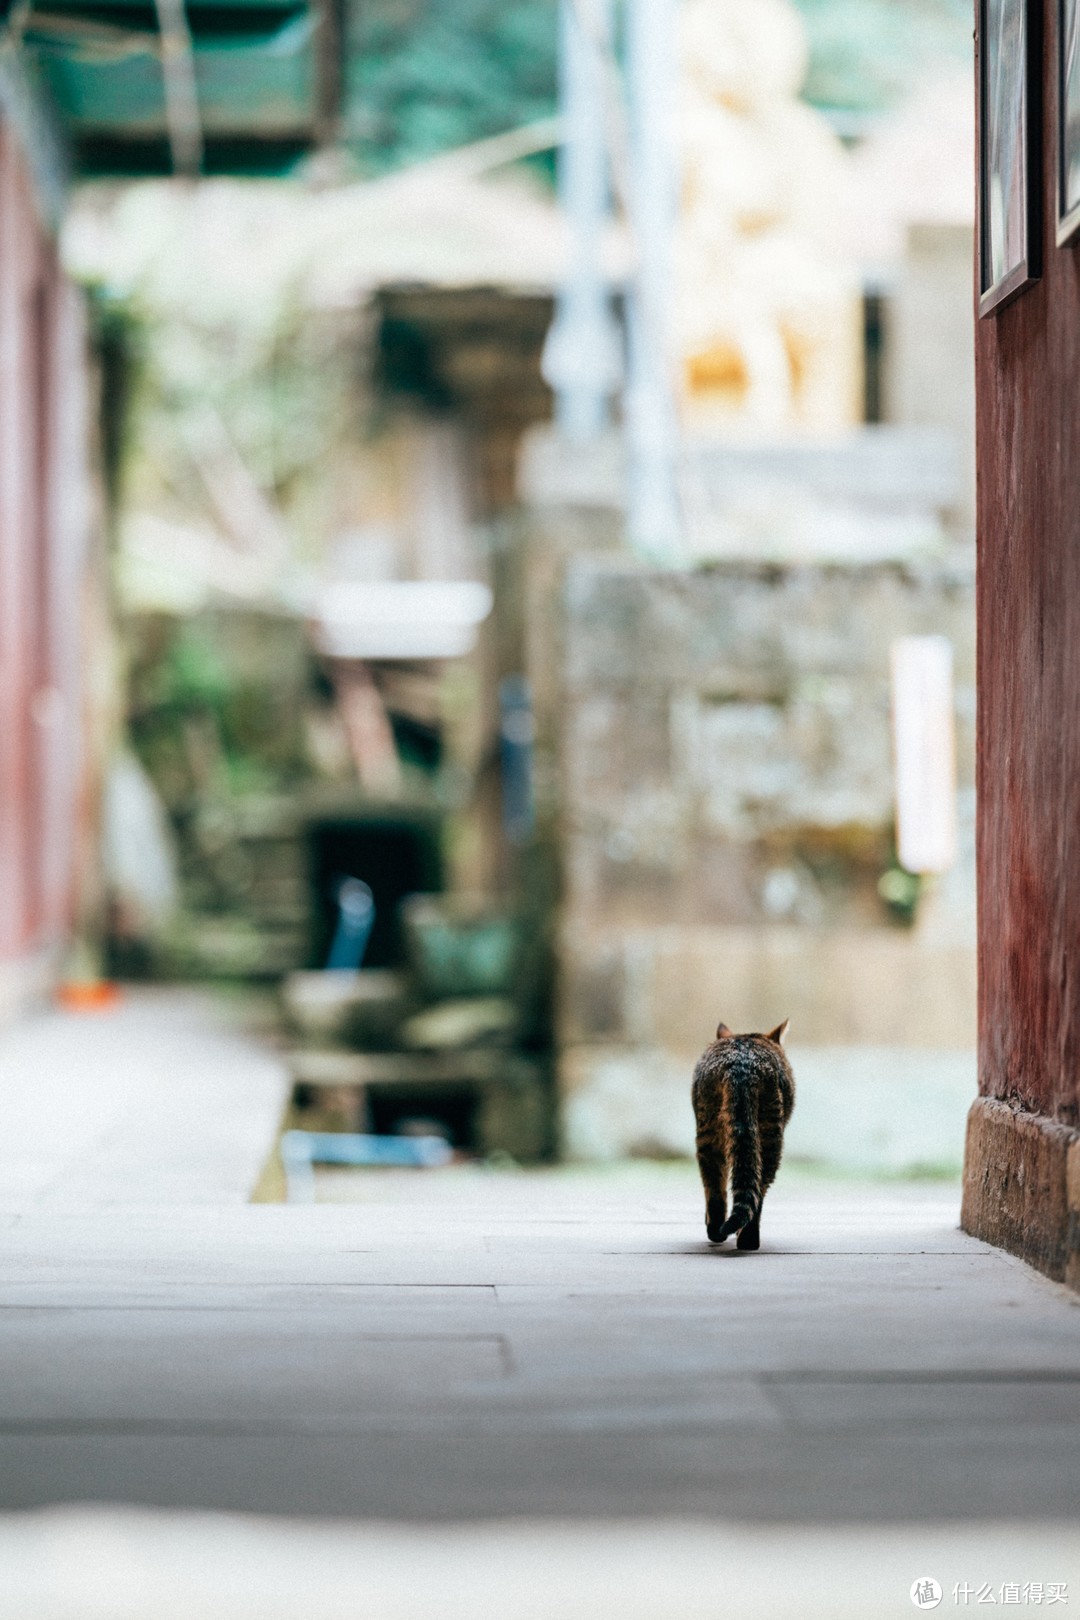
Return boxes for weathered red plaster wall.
[0,116,91,975]
[976,0,1080,1127]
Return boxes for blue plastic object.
[325,877,375,970]
[281,1129,453,1202]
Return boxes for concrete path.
[3,1172,1080,1524]
[0,989,288,1206]
[0,993,1078,1615]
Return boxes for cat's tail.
[715,1079,761,1240]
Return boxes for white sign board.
[890,635,958,875]
[314,581,493,661]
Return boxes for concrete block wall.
[544,554,976,1161]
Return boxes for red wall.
[0,117,91,975]
[976,0,1080,1127]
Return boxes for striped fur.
[691,1021,795,1250]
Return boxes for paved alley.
[0,995,1078,1615]
[3,1170,1080,1523]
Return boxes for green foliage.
[792,0,970,115]
[878,863,923,924]
[163,633,232,715]
[130,617,307,806]
[346,0,969,172]
[114,283,362,560]
[349,0,559,173]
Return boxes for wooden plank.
[287,1047,538,1089]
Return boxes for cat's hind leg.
[695,1122,728,1243]
[739,1081,784,1251]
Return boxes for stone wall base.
[961,1097,1080,1288]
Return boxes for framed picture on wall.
[979,0,1041,315]
[1059,0,1080,241]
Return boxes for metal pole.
[541,0,621,441]
[314,0,347,149]
[153,0,202,177]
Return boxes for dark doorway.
[308,812,443,969]
[366,1083,479,1151]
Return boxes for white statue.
[676,0,861,434]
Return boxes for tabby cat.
[691,1020,795,1250]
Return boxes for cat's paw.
[736,1223,760,1251]
[706,1223,728,1244]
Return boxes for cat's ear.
[766,1018,789,1046]
[715,1021,733,1040]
